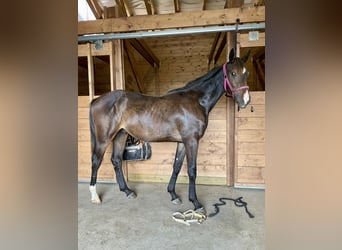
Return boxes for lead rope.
[208,197,254,218]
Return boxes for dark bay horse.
[88,48,251,213]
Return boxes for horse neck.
[199,69,225,114]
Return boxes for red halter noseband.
[223,63,249,98]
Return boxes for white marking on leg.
[89,185,101,204]
[243,90,250,105]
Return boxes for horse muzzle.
[236,90,250,111]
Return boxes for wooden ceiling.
[79,0,265,61]
[85,0,265,18]
[78,0,265,94]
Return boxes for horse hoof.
[195,207,206,215]
[172,198,182,205]
[127,191,137,199]
[91,197,101,204]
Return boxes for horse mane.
[167,66,222,94]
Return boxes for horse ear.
[229,48,235,62]
[241,50,251,64]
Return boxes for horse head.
[223,48,251,110]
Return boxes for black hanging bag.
[123,135,152,161]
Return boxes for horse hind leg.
[89,140,108,204]
[167,142,186,205]
[111,129,136,199]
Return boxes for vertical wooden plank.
[226,32,235,186]
[87,43,95,102]
[236,33,240,57]
[113,39,127,179]
[234,92,265,188]
[233,31,241,185]
[109,41,115,91]
[114,40,125,90]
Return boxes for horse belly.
[124,115,182,142]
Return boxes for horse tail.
[89,99,97,153]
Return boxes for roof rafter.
[124,41,143,92]
[115,0,133,17]
[129,39,160,67]
[214,34,227,64]
[174,0,180,13]
[144,0,155,15]
[207,32,221,65]
[86,0,103,19]
[202,0,207,10]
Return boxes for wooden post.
[109,41,115,91]
[87,43,95,102]
[236,33,241,57]
[114,40,125,90]
[113,39,127,179]
[226,31,236,186]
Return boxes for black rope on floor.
[208,197,255,218]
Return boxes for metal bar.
[78,22,265,42]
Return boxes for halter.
[223,63,249,98]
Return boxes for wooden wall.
[78,96,117,182]
[235,91,265,187]
[78,32,265,188]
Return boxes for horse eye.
[231,72,237,77]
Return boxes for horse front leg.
[167,142,186,204]
[111,129,136,199]
[184,139,205,213]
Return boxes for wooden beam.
[129,39,154,66]
[78,42,111,57]
[86,0,103,19]
[239,32,265,48]
[78,6,265,35]
[138,39,160,67]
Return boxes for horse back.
[123,91,208,141]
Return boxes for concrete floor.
[78,182,264,250]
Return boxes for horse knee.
[111,157,122,168]
[188,167,197,179]
[91,154,101,166]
